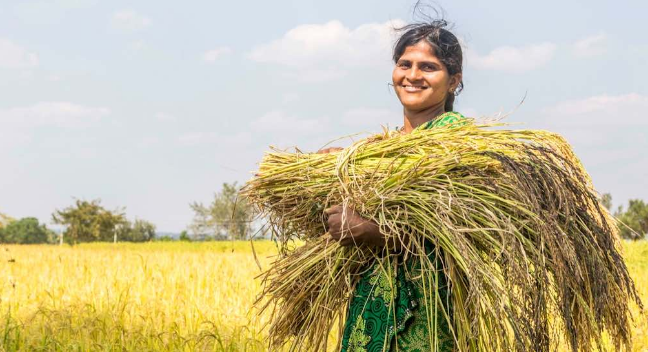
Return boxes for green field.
[0,241,646,351]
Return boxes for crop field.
[0,241,647,351]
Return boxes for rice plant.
[244,122,642,352]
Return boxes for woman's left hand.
[324,205,385,247]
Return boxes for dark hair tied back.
[393,19,464,112]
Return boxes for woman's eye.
[397,62,410,69]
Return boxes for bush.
[179,231,191,242]
[118,219,156,242]
[1,218,53,244]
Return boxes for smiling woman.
[325,19,466,352]
[246,11,641,350]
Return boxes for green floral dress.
[340,111,465,352]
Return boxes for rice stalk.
[244,122,642,352]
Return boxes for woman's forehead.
[399,41,440,61]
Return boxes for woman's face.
[392,40,460,112]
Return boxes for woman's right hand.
[324,205,384,247]
[317,147,343,154]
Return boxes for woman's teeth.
[402,85,428,92]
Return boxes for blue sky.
[1,0,646,232]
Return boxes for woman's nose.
[407,66,421,80]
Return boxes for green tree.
[179,230,191,242]
[1,217,53,244]
[601,193,613,211]
[615,199,648,240]
[189,182,255,240]
[52,199,127,244]
[117,219,156,242]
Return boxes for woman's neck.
[402,104,446,133]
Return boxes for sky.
[1,0,647,232]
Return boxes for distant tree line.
[10,186,645,244]
[0,181,256,244]
[0,201,156,245]
[0,217,56,244]
[51,200,156,244]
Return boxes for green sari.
[340,111,465,352]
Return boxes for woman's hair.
[393,19,464,112]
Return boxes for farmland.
[1,241,647,351]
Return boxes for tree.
[179,230,191,242]
[189,182,255,240]
[601,193,613,211]
[615,199,648,240]
[117,219,156,242]
[1,217,53,244]
[52,199,127,244]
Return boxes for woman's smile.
[401,84,430,92]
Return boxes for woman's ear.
[449,73,463,93]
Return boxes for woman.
[321,20,464,351]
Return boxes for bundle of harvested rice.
[243,121,641,352]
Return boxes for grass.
[0,241,278,351]
[0,241,646,351]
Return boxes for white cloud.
[572,33,607,58]
[202,47,232,63]
[250,110,323,133]
[0,101,110,129]
[341,107,397,128]
[535,93,648,205]
[0,102,109,149]
[111,10,152,31]
[459,107,480,118]
[155,112,176,121]
[544,93,648,125]
[19,70,35,81]
[0,38,39,69]
[130,40,145,50]
[286,67,347,82]
[13,0,98,25]
[176,131,251,147]
[247,19,404,80]
[466,42,556,73]
[535,93,648,150]
[281,93,300,105]
[177,132,208,146]
[0,132,32,149]
[138,136,159,148]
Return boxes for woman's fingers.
[325,204,361,246]
[317,147,344,154]
[330,227,353,246]
[327,213,341,235]
[324,205,343,216]
[339,236,355,246]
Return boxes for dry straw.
[243,121,642,352]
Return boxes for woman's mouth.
[401,85,429,92]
